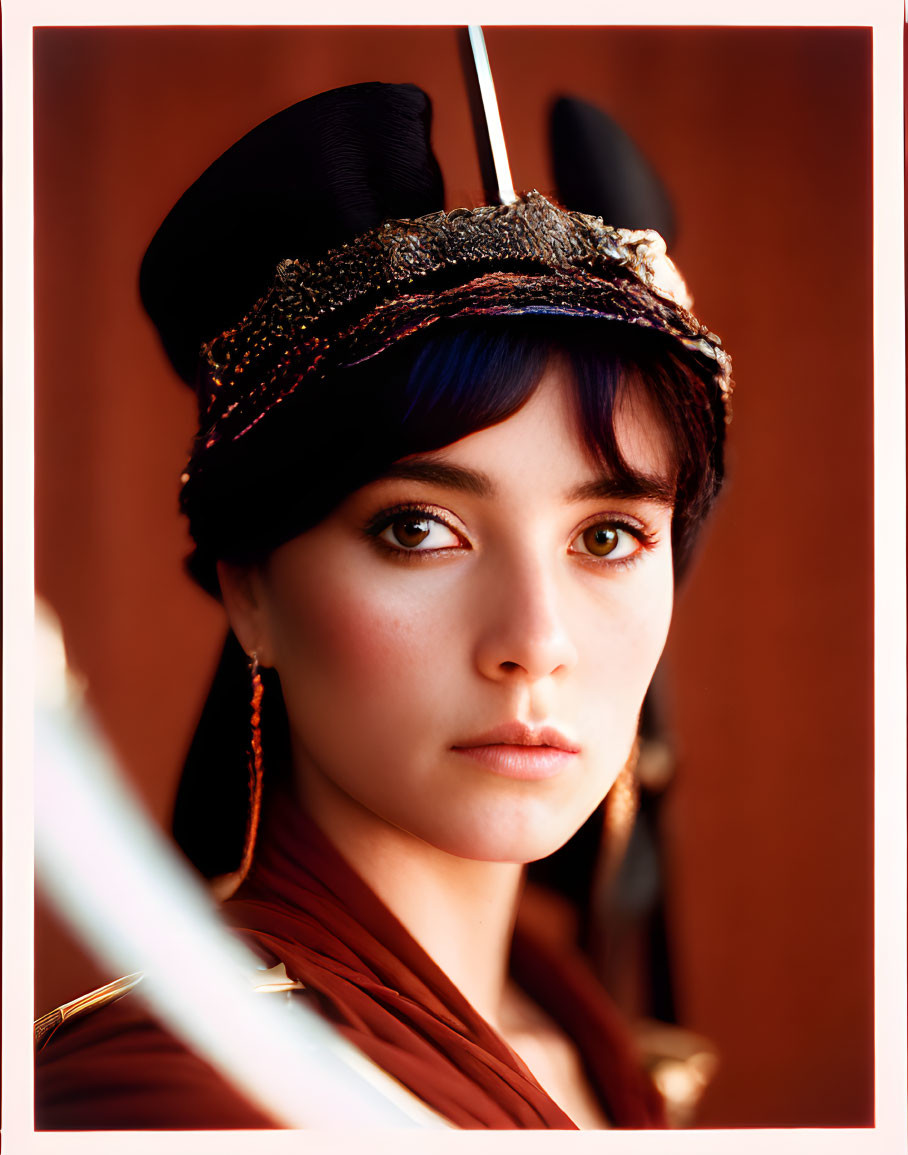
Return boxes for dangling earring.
[586,740,643,976]
[243,652,265,868]
[211,652,265,902]
[600,739,641,891]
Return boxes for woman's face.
[231,358,676,864]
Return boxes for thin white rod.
[467,25,517,205]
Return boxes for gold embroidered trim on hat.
[187,192,732,481]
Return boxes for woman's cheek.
[582,567,673,707]
[268,570,446,703]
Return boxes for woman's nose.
[473,555,579,683]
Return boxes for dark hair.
[175,315,726,878]
[185,314,724,593]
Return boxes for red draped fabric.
[36,796,666,1130]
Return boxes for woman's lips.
[452,722,579,781]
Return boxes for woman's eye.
[378,513,462,552]
[570,521,641,562]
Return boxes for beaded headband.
[182,191,732,497]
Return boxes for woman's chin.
[412,803,603,866]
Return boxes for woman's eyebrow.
[566,474,676,507]
[381,459,494,497]
[381,459,675,508]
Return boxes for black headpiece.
[141,82,730,593]
[143,78,731,883]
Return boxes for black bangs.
[560,324,724,578]
[185,316,723,592]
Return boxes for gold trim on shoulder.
[35,963,306,1051]
[34,972,145,1052]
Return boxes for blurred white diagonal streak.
[34,602,448,1131]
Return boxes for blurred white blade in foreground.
[34,600,448,1130]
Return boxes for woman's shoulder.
[35,983,272,1131]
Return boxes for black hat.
[140,82,445,386]
[144,81,731,887]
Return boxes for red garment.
[37,797,666,1130]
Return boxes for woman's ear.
[216,560,273,667]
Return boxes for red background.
[34,26,873,1128]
